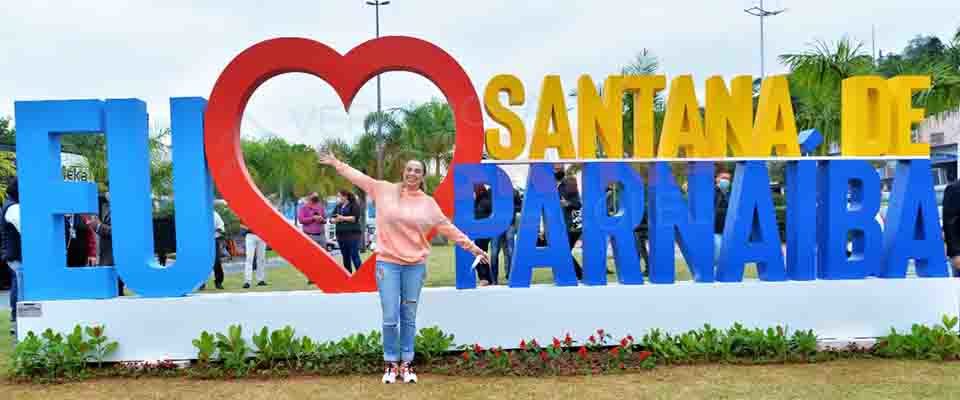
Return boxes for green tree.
[779,37,875,153]
[362,110,405,180]
[401,99,455,176]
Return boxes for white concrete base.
[16,278,960,362]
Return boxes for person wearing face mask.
[714,170,732,264]
[318,152,490,385]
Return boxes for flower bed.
[7,315,960,383]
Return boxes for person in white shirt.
[200,209,226,290]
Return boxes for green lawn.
[0,310,9,373]
[210,245,724,292]
[4,360,960,399]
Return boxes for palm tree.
[401,100,455,175]
[363,110,404,179]
[621,49,666,160]
[779,38,875,154]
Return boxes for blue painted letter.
[716,161,786,282]
[452,164,514,289]
[14,100,117,300]
[880,159,948,278]
[785,161,817,280]
[509,164,578,287]
[818,161,882,279]
[105,98,216,297]
[648,162,714,283]
[581,163,645,285]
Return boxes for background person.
[2,177,20,338]
[318,152,488,385]
[555,165,584,280]
[942,179,960,276]
[489,188,521,282]
[200,209,226,290]
[242,223,267,288]
[90,192,124,295]
[298,192,327,249]
[65,214,96,267]
[472,184,494,285]
[333,190,364,273]
[714,170,732,265]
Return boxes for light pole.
[366,0,390,179]
[744,0,786,78]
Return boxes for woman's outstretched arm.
[318,152,380,197]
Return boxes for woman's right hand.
[317,151,339,167]
[474,250,491,266]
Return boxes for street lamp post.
[366,0,391,179]
[744,0,787,78]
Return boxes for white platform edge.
[16,278,960,362]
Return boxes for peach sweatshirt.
[333,160,482,266]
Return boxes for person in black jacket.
[942,180,960,276]
[555,164,584,280]
[333,190,364,273]
[2,177,21,337]
[714,170,732,264]
[90,192,124,295]
[473,185,494,285]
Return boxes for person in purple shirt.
[298,192,327,249]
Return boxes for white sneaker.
[400,362,418,383]
[381,363,399,384]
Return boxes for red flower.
[637,350,652,361]
[473,344,484,353]
[597,329,605,337]
[552,338,561,349]
[588,335,596,344]
[620,338,629,348]
[564,333,573,346]
[493,347,502,357]
[577,346,588,359]
[610,347,620,356]
[539,351,549,362]
[531,339,540,348]
[520,339,527,350]
[627,335,635,343]
[620,362,626,369]
[462,351,470,361]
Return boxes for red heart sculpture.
[204,37,483,293]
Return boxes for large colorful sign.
[13,36,945,302]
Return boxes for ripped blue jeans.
[375,261,426,363]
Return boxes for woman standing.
[333,190,364,273]
[318,153,489,384]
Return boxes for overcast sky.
[1,0,957,149]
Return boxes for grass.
[3,359,960,399]
[0,310,9,373]
[210,245,722,292]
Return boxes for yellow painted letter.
[887,75,931,156]
[483,74,526,160]
[706,75,755,156]
[622,75,666,158]
[578,75,624,158]
[657,75,709,157]
[840,76,892,156]
[753,75,801,156]
[529,75,576,160]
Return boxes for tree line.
[0,28,958,203]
